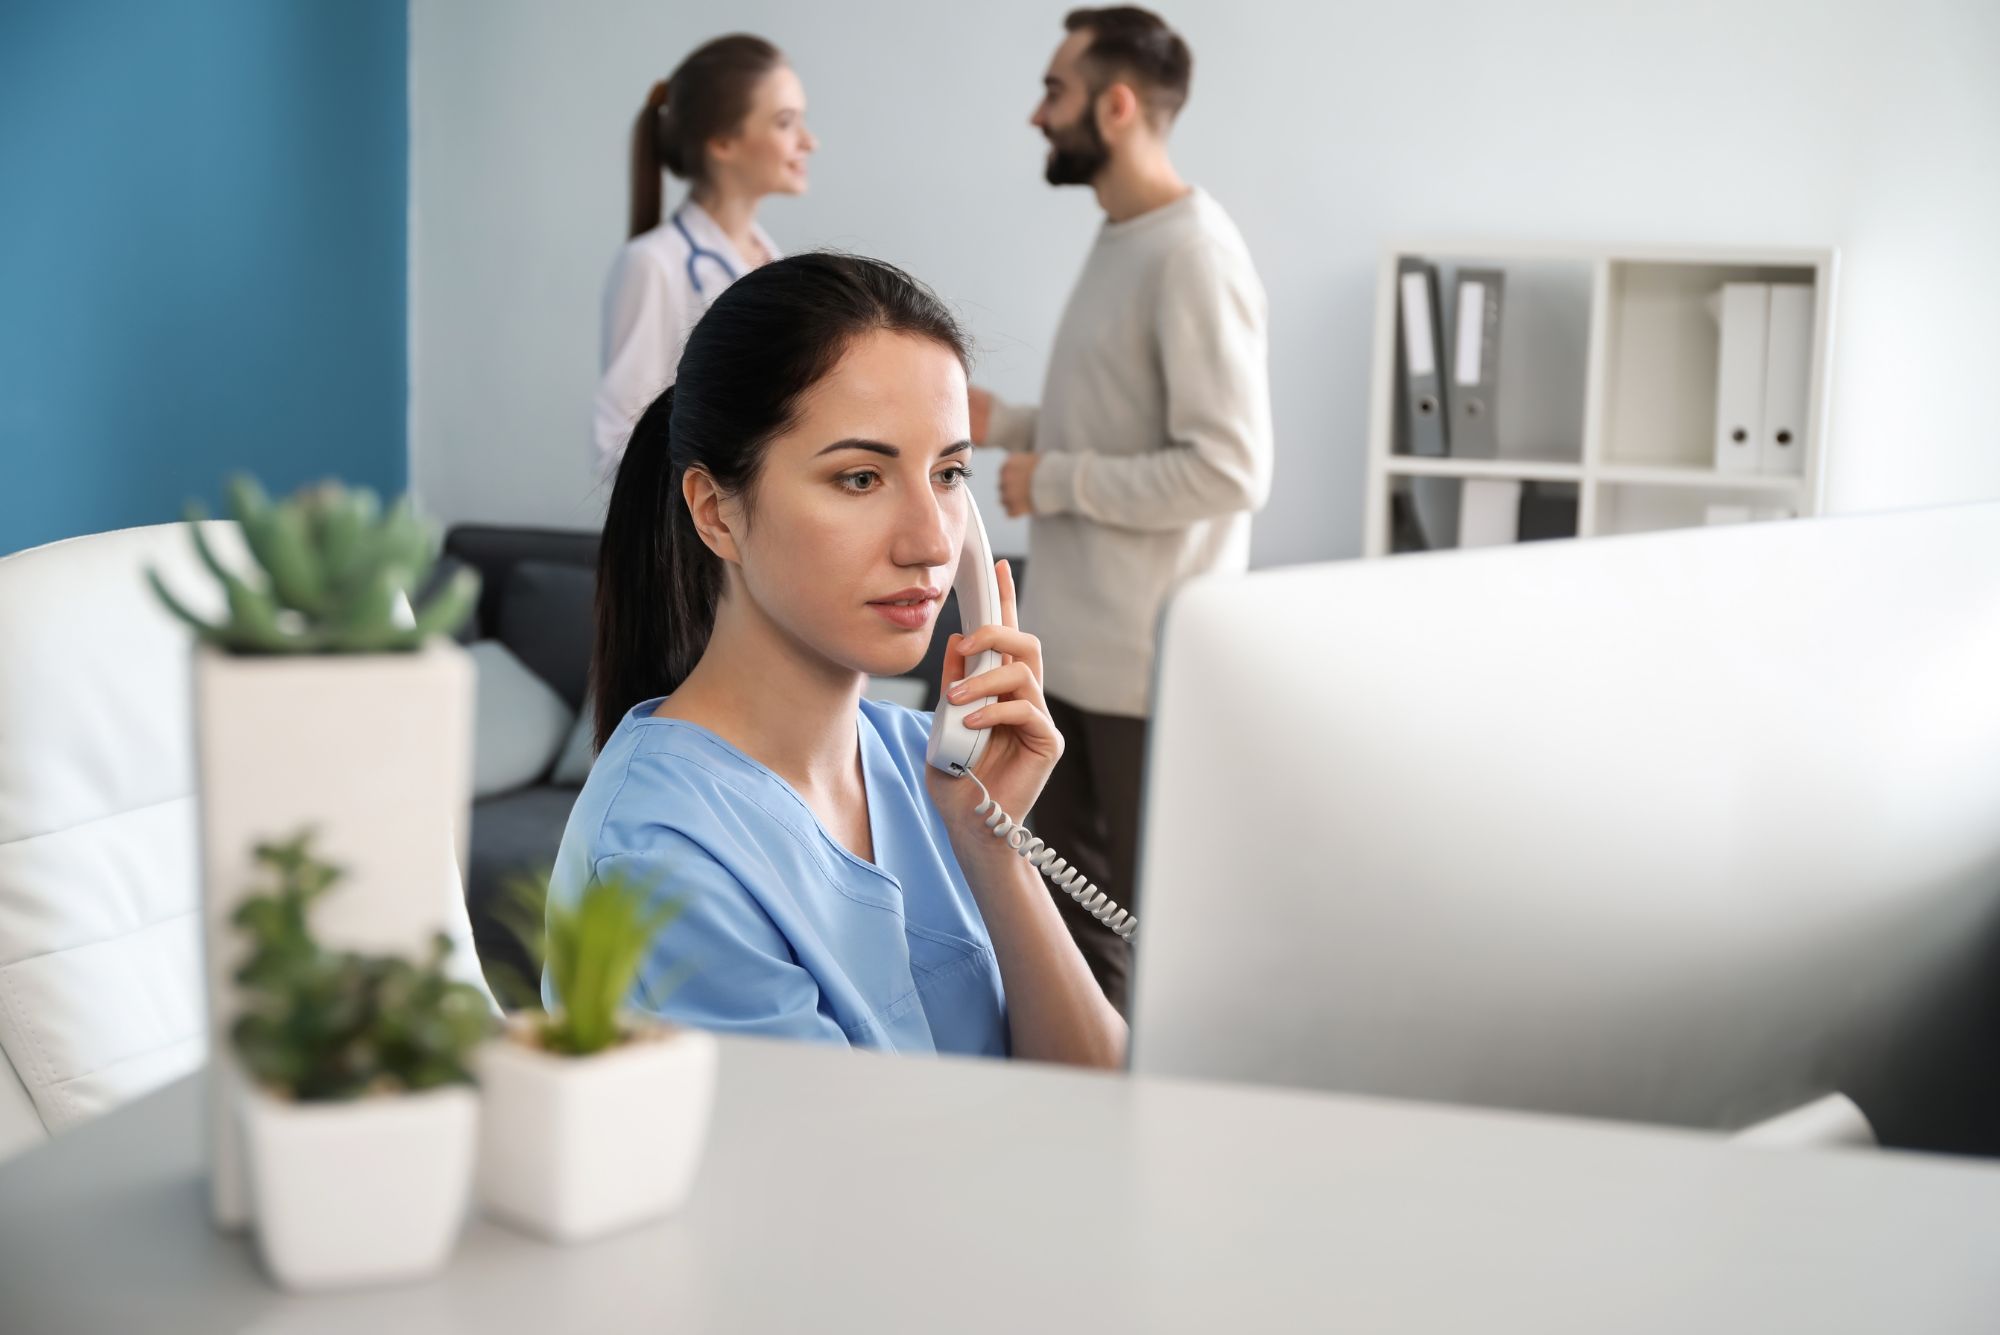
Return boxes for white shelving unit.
[1362,240,1838,558]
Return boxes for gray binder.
[1447,268,1505,460]
[1395,258,1450,457]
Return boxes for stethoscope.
[672,207,740,298]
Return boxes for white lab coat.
[591,201,781,479]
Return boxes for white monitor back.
[1131,504,2000,1152]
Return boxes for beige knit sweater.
[987,188,1273,717]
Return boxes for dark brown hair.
[593,254,971,747]
[628,34,783,239]
[1063,7,1193,126]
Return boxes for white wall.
[412,0,2000,563]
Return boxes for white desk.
[3,1036,1998,1333]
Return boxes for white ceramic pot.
[240,1082,478,1292]
[194,639,480,1228]
[476,1023,719,1242]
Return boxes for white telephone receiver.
[925,494,1004,778]
[925,493,1136,939]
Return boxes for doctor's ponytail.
[591,253,970,749]
[627,35,783,240]
[628,80,674,240]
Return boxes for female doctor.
[553,253,1127,1068]
[591,34,816,478]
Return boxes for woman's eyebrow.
[814,438,973,459]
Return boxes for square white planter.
[477,1024,719,1242]
[241,1083,478,1292]
[194,640,480,1228]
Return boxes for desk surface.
[3,1037,1998,1334]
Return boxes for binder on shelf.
[1712,282,1769,474]
[1389,478,1461,554]
[1457,478,1523,548]
[1760,284,1812,476]
[1409,478,1460,551]
[1396,257,1450,457]
[1517,482,1579,542]
[1448,268,1505,460]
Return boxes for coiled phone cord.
[952,765,1138,939]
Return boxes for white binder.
[1760,284,1812,476]
[1457,479,1522,548]
[1712,283,1769,474]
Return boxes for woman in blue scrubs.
[550,253,1127,1068]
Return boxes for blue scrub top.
[544,697,1010,1057]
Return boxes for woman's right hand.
[924,561,1062,851]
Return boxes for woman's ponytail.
[628,79,672,240]
[594,384,708,747]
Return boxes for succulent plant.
[230,831,493,1101]
[148,475,479,653]
[496,866,686,1056]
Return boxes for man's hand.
[968,386,994,445]
[1000,452,1040,518]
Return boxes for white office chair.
[0,522,251,1163]
[0,519,498,1168]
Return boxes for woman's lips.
[868,592,938,631]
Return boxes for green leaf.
[376,497,438,591]
[317,488,377,591]
[259,504,329,617]
[410,566,480,642]
[145,568,227,646]
[186,515,252,599]
[225,474,273,529]
[324,567,400,650]
[223,578,292,651]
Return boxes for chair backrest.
[0,522,242,1161]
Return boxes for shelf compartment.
[1390,254,1593,468]
[1592,480,1799,538]
[1388,476,1580,554]
[1593,260,1819,471]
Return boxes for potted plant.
[476,868,719,1242]
[230,832,492,1291]
[148,475,486,1228]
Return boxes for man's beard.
[1043,112,1110,186]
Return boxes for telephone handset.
[926,495,1137,940]
[923,494,1004,778]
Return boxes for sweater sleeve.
[985,397,1039,454]
[1031,239,1273,530]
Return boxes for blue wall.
[0,0,407,556]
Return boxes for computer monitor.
[1129,503,2000,1155]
